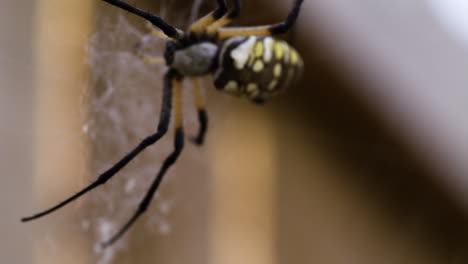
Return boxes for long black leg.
[268,0,304,34]
[214,0,229,19]
[228,0,241,19]
[103,128,185,247]
[193,110,208,145]
[102,77,185,247]
[21,70,177,222]
[100,0,183,39]
[189,0,228,33]
[217,0,304,39]
[190,78,208,145]
[205,0,241,34]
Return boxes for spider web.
[80,0,208,263]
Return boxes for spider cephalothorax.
[22,0,304,247]
[168,41,219,76]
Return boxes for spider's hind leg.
[205,0,241,34]
[100,0,183,38]
[217,0,303,39]
[21,70,177,224]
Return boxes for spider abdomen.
[214,36,302,102]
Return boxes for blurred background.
[2,0,468,263]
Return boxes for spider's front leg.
[100,0,183,38]
[21,70,176,223]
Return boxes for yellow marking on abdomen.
[253,60,264,72]
[225,80,239,93]
[290,50,299,65]
[268,80,278,91]
[246,83,260,96]
[274,42,284,60]
[274,63,282,77]
[254,41,264,57]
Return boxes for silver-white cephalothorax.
[171,42,218,76]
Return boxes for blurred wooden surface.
[210,100,276,264]
[34,0,93,263]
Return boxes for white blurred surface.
[430,0,468,46]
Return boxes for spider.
[22,0,304,247]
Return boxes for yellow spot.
[248,39,262,67]
[282,43,290,62]
[291,50,299,65]
[274,63,282,77]
[255,41,264,57]
[225,81,238,93]
[268,80,278,91]
[274,42,284,60]
[253,60,264,72]
[246,83,260,96]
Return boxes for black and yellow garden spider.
[22,0,304,247]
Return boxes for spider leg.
[100,0,183,39]
[138,55,165,64]
[102,75,185,247]
[189,0,228,34]
[144,21,172,40]
[191,78,208,145]
[133,41,165,64]
[134,44,166,64]
[217,0,303,39]
[21,70,178,222]
[205,0,241,34]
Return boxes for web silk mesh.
[81,0,207,262]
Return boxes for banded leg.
[134,44,165,64]
[217,0,303,39]
[137,55,165,64]
[189,0,228,34]
[100,0,183,39]
[21,70,177,222]
[145,21,172,40]
[205,0,241,34]
[191,78,208,145]
[102,74,185,247]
